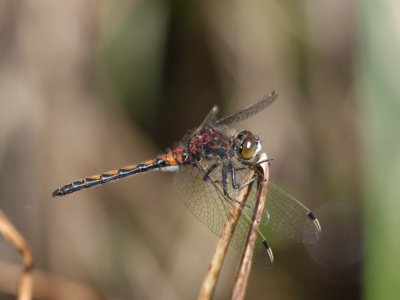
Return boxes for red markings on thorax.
[189,128,230,155]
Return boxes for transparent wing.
[173,159,274,268]
[263,182,321,243]
[197,106,219,132]
[174,161,230,241]
[214,91,277,126]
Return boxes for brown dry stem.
[0,261,104,300]
[197,169,256,300]
[0,210,33,300]
[230,153,269,300]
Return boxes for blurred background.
[0,0,399,299]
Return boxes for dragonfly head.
[236,130,262,160]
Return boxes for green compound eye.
[241,135,258,160]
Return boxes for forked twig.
[0,210,33,300]
[198,169,256,300]
[231,153,269,300]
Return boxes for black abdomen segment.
[52,158,166,197]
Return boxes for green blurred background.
[0,0,399,299]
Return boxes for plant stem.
[231,153,269,300]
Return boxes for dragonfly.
[52,91,321,267]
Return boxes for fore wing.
[214,91,277,126]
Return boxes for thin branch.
[231,153,270,300]
[0,210,33,300]
[198,169,256,300]
[0,261,103,300]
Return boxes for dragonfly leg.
[203,163,230,197]
[229,161,257,190]
[236,157,274,169]
[203,163,219,182]
[221,164,230,198]
[203,162,235,198]
[221,164,243,204]
[203,162,246,205]
[203,163,235,200]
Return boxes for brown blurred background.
[1,0,399,299]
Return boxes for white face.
[255,138,262,156]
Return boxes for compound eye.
[241,135,259,160]
[237,131,247,140]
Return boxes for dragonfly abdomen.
[52,149,189,197]
[52,158,167,197]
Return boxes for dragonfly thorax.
[184,127,262,168]
[186,127,234,162]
